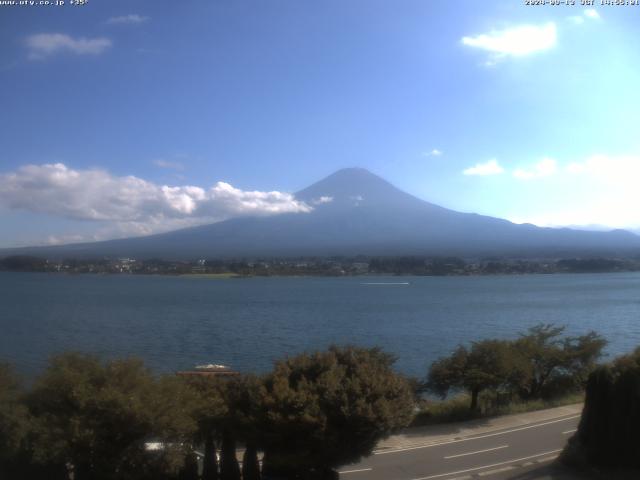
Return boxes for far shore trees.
[427,324,607,411]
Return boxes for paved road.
[339,413,581,480]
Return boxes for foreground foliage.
[412,391,584,427]
[0,331,613,479]
[27,353,199,480]
[0,363,30,476]
[564,347,640,471]
[260,346,414,478]
[426,324,606,411]
[0,346,414,480]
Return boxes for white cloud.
[565,154,640,183]
[463,159,504,176]
[513,157,557,180]
[584,9,600,20]
[569,9,601,24]
[45,234,98,246]
[424,149,443,157]
[106,14,149,25]
[25,33,111,59]
[510,154,640,230]
[462,23,557,64]
[312,196,333,205]
[153,159,184,171]
[0,163,313,239]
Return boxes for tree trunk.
[241,443,261,480]
[202,432,219,480]
[72,462,92,480]
[470,387,480,412]
[220,429,241,480]
[261,451,296,479]
[178,451,200,480]
[528,378,540,399]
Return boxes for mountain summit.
[296,168,426,209]
[3,168,639,259]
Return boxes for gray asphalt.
[339,413,581,480]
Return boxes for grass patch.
[411,394,482,426]
[411,391,584,427]
[493,392,584,416]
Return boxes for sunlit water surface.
[2,272,639,379]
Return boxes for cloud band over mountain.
[0,163,312,238]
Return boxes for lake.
[2,272,640,379]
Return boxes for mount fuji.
[3,168,639,259]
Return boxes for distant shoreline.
[2,270,640,279]
[3,253,640,277]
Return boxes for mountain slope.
[3,168,639,259]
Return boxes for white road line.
[535,455,559,463]
[375,415,579,455]
[478,466,514,476]
[562,429,577,435]
[444,445,508,459]
[338,468,373,474]
[410,449,562,480]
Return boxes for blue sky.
[1,0,640,247]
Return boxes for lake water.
[2,272,640,380]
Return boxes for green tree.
[185,373,265,480]
[427,345,468,399]
[0,363,27,457]
[184,375,229,480]
[218,374,265,480]
[513,324,606,399]
[427,340,514,411]
[27,353,199,480]
[0,363,31,476]
[260,345,414,478]
[427,326,606,409]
